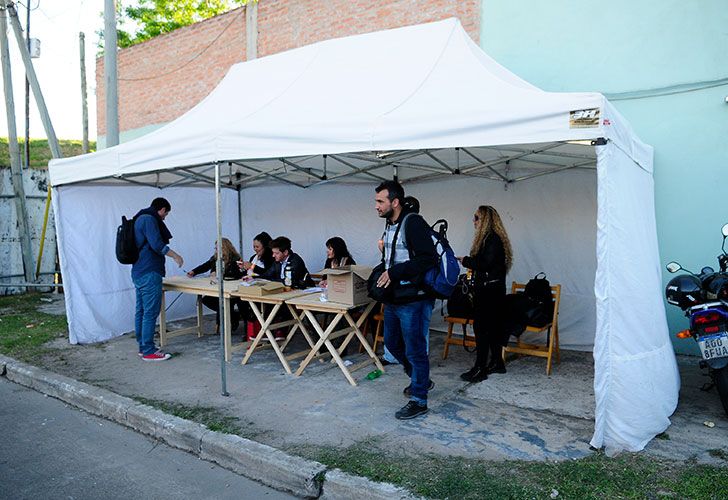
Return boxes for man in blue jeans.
[373,181,436,419]
[132,197,184,361]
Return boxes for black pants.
[200,296,240,328]
[472,283,506,368]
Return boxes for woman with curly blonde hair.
[457,205,513,382]
[187,237,243,332]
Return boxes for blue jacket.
[131,212,170,280]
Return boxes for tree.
[101,0,253,49]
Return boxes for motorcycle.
[665,223,728,417]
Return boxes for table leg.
[197,296,203,337]
[296,310,358,386]
[242,302,293,374]
[223,297,232,362]
[343,303,383,372]
[159,290,167,347]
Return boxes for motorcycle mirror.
[666,262,682,273]
[722,223,728,237]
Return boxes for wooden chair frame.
[502,282,561,375]
[441,316,475,359]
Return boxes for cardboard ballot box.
[237,279,286,297]
[320,265,373,306]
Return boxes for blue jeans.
[383,299,434,404]
[383,327,430,363]
[133,272,163,355]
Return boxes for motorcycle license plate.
[698,331,728,360]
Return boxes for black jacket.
[191,255,243,280]
[461,233,507,287]
[266,252,314,288]
[380,212,437,303]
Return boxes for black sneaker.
[395,400,428,420]
[378,356,394,366]
[403,379,435,397]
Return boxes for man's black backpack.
[116,215,139,265]
[522,272,554,327]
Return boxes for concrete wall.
[480,0,728,353]
[0,167,57,294]
[96,0,480,142]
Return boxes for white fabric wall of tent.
[48,18,679,453]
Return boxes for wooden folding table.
[236,289,320,373]
[286,295,382,386]
[160,276,240,361]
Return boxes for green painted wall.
[97,123,165,150]
[481,0,728,353]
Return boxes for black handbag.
[367,262,392,302]
[367,218,419,303]
[446,274,475,319]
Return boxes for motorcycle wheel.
[715,366,728,417]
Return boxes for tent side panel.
[592,141,679,452]
[55,185,240,344]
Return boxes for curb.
[0,354,417,499]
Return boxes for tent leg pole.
[215,162,229,397]
[237,185,243,253]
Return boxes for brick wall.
[97,8,247,136]
[97,1,480,137]
[257,0,479,58]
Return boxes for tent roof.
[49,18,648,188]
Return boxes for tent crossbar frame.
[423,150,456,173]
[460,147,512,182]
[496,146,596,161]
[460,143,566,178]
[392,160,455,175]
[233,161,308,188]
[177,168,218,187]
[327,154,388,182]
[509,159,596,182]
[280,158,325,181]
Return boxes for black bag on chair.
[446,274,475,319]
[522,272,554,328]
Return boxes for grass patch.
[0,137,96,168]
[288,440,728,499]
[0,293,67,362]
[132,396,253,437]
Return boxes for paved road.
[0,378,297,500]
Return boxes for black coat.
[266,252,314,288]
[191,255,243,280]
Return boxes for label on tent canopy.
[569,108,600,128]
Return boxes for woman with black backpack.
[457,205,513,382]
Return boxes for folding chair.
[502,282,561,375]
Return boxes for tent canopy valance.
[49,18,644,188]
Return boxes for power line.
[119,8,243,82]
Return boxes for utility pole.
[0,1,34,285]
[104,0,119,147]
[23,0,28,167]
[5,1,63,282]
[80,32,88,153]
[6,2,60,158]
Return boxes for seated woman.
[238,231,275,278]
[187,238,243,332]
[319,236,356,288]
[237,232,275,341]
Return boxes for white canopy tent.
[49,18,678,453]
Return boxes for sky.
[0,1,106,140]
